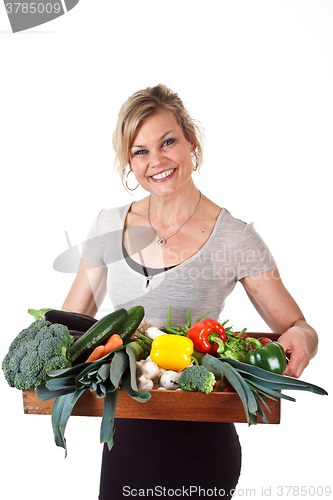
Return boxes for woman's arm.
[240,268,318,378]
[62,258,107,318]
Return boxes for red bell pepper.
[187,319,226,355]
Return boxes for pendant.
[156,237,166,246]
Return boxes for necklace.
[147,191,202,246]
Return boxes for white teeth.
[152,169,174,180]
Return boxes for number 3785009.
[5,3,62,14]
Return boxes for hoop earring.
[125,170,139,191]
[191,151,199,171]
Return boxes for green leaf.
[110,351,129,388]
[125,345,141,392]
[122,369,151,403]
[74,356,117,387]
[100,388,119,451]
[46,377,77,391]
[87,369,100,379]
[251,387,273,412]
[51,389,85,457]
[35,384,76,401]
[96,383,107,398]
[246,379,296,402]
[51,395,68,451]
[248,410,258,425]
[223,359,328,395]
[250,389,269,423]
[105,378,116,393]
[240,372,316,393]
[98,363,112,382]
[90,381,98,392]
[47,363,90,379]
[218,361,256,425]
[228,364,258,415]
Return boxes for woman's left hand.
[277,325,311,378]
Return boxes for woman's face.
[129,109,195,197]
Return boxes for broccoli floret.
[178,365,216,394]
[17,352,43,390]
[40,355,71,383]
[28,319,52,333]
[2,320,74,391]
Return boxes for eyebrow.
[131,130,177,150]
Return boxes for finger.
[284,352,309,378]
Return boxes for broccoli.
[2,320,74,390]
[178,365,216,394]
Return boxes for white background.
[1,1,332,499]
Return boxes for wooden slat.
[22,388,280,424]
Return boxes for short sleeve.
[236,223,277,280]
[80,210,106,268]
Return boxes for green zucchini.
[68,309,128,364]
[116,306,145,344]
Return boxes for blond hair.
[113,84,204,190]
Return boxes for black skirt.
[99,419,242,499]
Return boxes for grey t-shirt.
[81,204,277,328]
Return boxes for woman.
[62,84,318,499]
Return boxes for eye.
[133,149,148,156]
[163,138,175,147]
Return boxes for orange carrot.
[104,334,123,355]
[86,345,106,362]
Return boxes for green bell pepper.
[244,340,287,375]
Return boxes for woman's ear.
[190,142,197,153]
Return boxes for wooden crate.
[22,333,282,424]
[22,387,280,423]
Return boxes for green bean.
[185,310,192,328]
[167,305,172,327]
[195,311,210,322]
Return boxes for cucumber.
[116,306,145,344]
[68,309,128,364]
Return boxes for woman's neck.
[148,183,201,229]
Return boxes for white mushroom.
[160,370,181,390]
[137,374,154,390]
[136,360,144,373]
[140,361,160,380]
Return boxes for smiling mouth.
[151,168,175,180]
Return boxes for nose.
[149,149,166,168]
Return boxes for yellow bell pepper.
[150,334,194,371]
